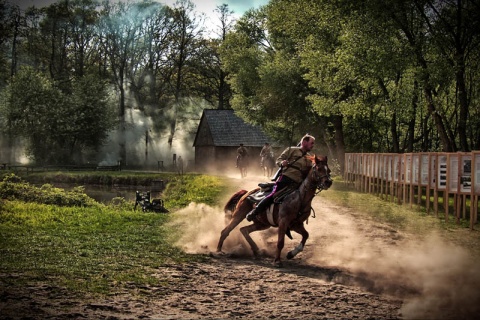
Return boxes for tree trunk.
[406,80,418,152]
[119,83,127,165]
[455,53,469,151]
[390,111,400,153]
[423,84,455,152]
[330,115,345,173]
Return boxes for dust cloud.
[168,174,480,319]
[168,172,276,257]
[304,201,480,319]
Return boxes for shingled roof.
[194,109,271,147]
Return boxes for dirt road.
[1,176,479,319]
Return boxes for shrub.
[0,174,96,207]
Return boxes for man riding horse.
[259,142,272,167]
[246,134,316,221]
[236,143,248,168]
[217,134,332,266]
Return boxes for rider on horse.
[259,142,272,167]
[236,143,248,168]
[246,134,316,221]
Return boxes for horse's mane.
[306,154,327,164]
[306,154,316,163]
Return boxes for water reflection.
[55,184,164,204]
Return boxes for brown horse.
[237,154,249,178]
[262,151,276,177]
[217,155,332,267]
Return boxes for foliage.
[0,66,116,164]
[162,174,225,209]
[0,171,227,294]
[1,0,480,169]
[0,173,97,206]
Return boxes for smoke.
[169,202,252,255]
[98,97,206,167]
[168,172,277,256]
[169,201,278,257]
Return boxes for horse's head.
[311,155,333,191]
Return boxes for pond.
[50,183,165,204]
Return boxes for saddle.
[246,182,296,204]
[246,182,295,239]
[247,182,274,202]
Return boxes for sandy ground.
[1,174,480,319]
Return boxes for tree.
[212,4,235,109]
[97,0,147,164]
[164,0,205,146]
[414,0,480,151]
[267,0,348,163]
[0,66,115,164]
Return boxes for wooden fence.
[343,152,479,230]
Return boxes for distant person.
[177,156,184,174]
[260,142,272,167]
[236,143,248,168]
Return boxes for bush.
[0,174,97,207]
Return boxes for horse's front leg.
[274,224,289,268]
[217,216,243,252]
[286,223,309,260]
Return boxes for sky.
[11,0,269,22]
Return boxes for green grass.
[0,173,225,295]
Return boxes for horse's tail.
[224,189,248,214]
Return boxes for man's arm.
[276,147,291,167]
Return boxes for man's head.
[240,143,244,146]
[300,134,315,152]
[265,142,270,146]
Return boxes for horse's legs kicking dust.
[217,214,245,253]
[240,223,270,257]
[286,223,309,260]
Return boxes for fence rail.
[344,152,479,230]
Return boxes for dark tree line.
[1,0,479,169]
[221,0,480,171]
[0,0,233,165]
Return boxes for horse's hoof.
[210,251,227,258]
[274,260,283,268]
[286,252,294,260]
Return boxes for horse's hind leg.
[240,223,269,257]
[217,214,245,253]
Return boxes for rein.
[297,162,330,218]
[307,163,330,192]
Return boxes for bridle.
[297,162,331,219]
[310,162,331,193]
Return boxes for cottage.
[193,109,273,172]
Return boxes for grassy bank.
[0,172,229,295]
